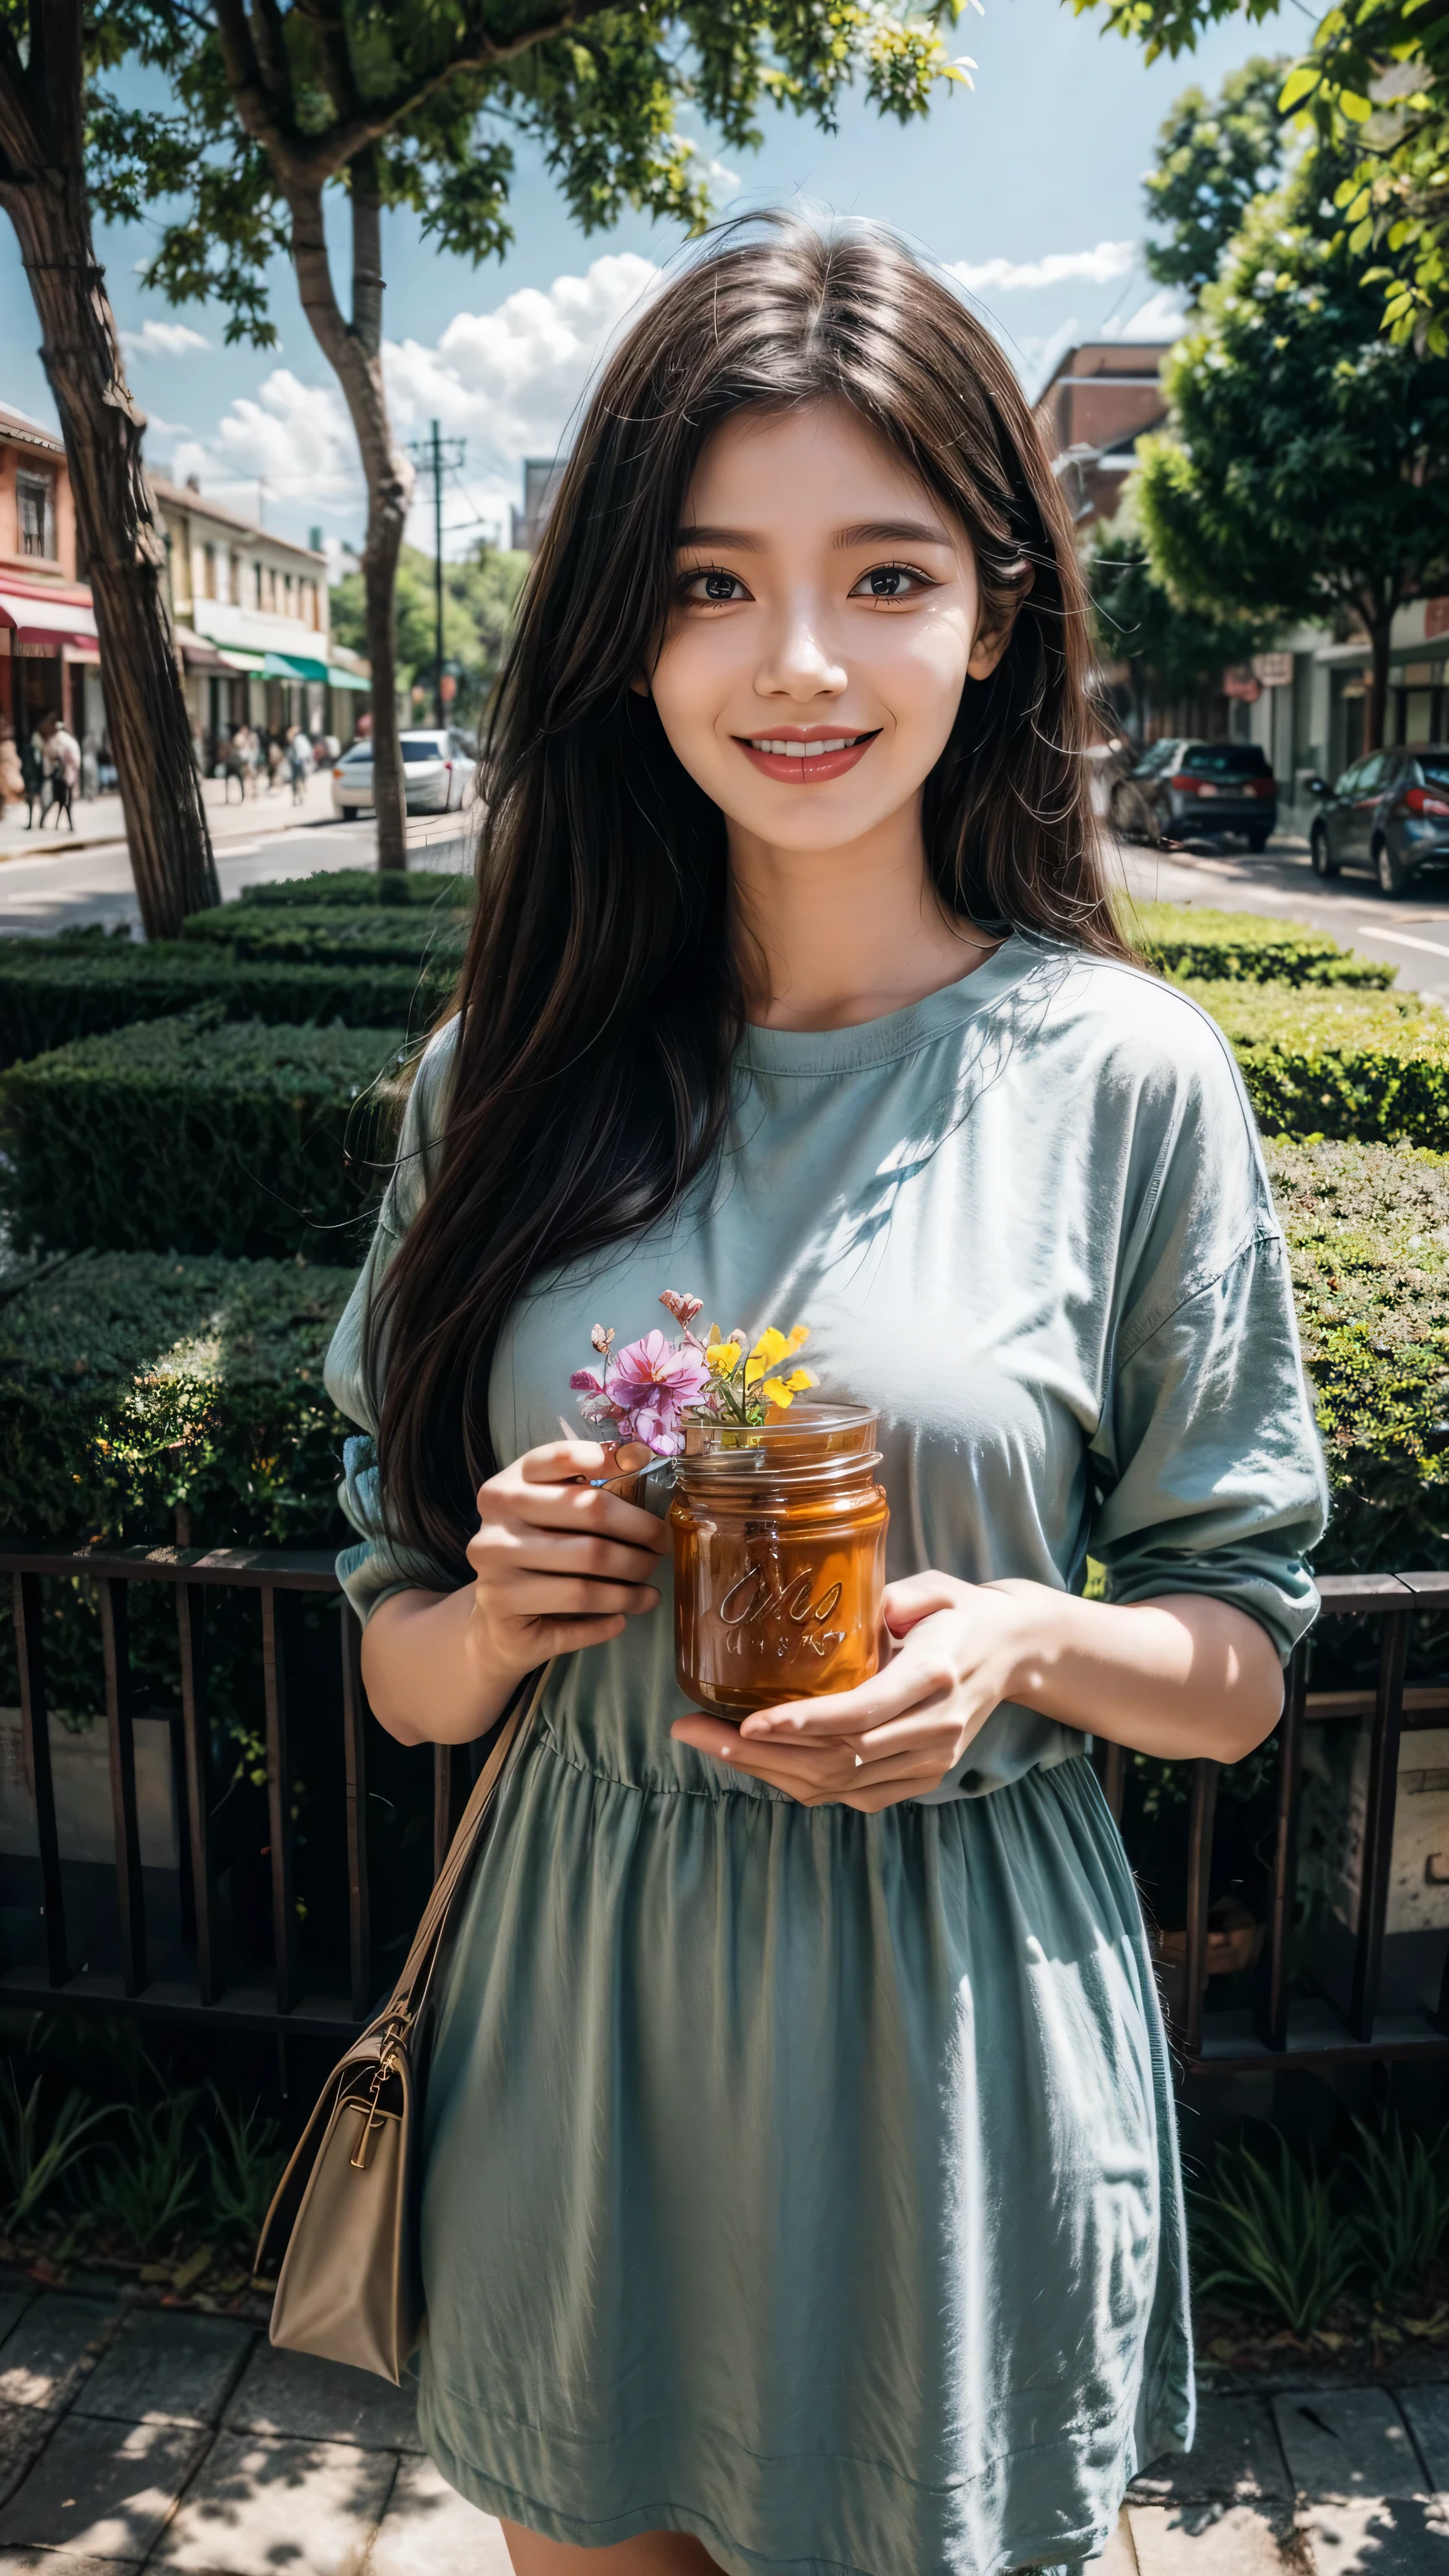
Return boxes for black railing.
[4,1550,1449,2074]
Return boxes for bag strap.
[382,1659,553,2033]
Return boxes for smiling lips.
[738,727,880,785]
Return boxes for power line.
[407,419,466,724]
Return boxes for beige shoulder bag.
[255,1662,551,2384]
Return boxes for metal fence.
[3,1548,1449,2076]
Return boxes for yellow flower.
[762,1368,817,1410]
[705,1340,741,1376]
[747,1323,812,1387]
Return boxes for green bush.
[0,1245,355,1551]
[238,868,475,908]
[1132,901,1394,988]
[179,902,467,968]
[1267,1133,1449,1574]
[1187,980,1449,1149]
[0,1013,404,1259]
[0,938,443,1066]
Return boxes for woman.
[326,217,1326,2576]
[0,714,23,813]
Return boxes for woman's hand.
[669,1570,1283,1810]
[466,1436,668,1682]
[363,1436,667,1746]
[671,1573,1030,1813]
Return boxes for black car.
[1112,739,1278,851]
[1308,745,1449,897]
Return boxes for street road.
[1116,828,1449,1002]
[0,808,473,937]
[7,815,1449,1006]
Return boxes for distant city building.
[153,475,369,759]
[512,457,566,555]
[1031,343,1172,531]
[0,401,98,742]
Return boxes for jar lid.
[677,1400,880,1479]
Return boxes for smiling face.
[647,400,1015,858]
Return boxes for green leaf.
[1278,60,1322,110]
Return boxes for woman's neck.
[729,806,998,1032]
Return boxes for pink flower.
[658,1291,704,1330]
[569,1366,620,1428]
[605,1329,713,1455]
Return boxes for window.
[229,553,242,606]
[252,561,263,609]
[1414,756,1449,791]
[400,736,448,762]
[284,574,295,615]
[1130,742,1176,779]
[1181,744,1272,777]
[1356,753,1388,795]
[16,471,55,560]
[1334,761,1365,798]
[202,543,217,601]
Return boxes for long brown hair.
[370,213,1130,1577]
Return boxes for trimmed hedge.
[1266,1135,1449,1576]
[1186,980,1449,1150]
[1132,901,1394,989]
[0,1012,405,1259]
[0,1248,355,1552]
[179,903,468,967]
[239,868,475,908]
[0,938,442,1065]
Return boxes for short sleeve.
[323,1019,460,1625]
[1089,1221,1327,1664]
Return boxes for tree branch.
[251,0,293,104]
[293,0,365,123]
[212,0,309,176]
[351,141,383,355]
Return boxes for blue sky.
[0,0,1299,560]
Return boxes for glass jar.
[670,1403,889,1718]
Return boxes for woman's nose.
[754,594,848,701]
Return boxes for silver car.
[331,727,477,818]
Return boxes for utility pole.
[407,419,465,726]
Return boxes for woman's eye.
[682,567,750,605]
[850,563,932,601]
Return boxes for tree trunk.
[0,8,218,938]
[289,164,411,871]
[1365,605,1393,754]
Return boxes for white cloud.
[177,253,664,550]
[122,319,210,359]
[1102,288,1188,342]
[948,240,1138,294]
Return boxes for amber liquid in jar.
[670,1404,889,1718]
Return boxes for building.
[512,457,566,555]
[0,402,100,742]
[1234,604,1449,810]
[1031,342,1171,531]
[153,477,369,760]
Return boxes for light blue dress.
[325,936,1327,2576]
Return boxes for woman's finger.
[504,1478,667,1555]
[493,1573,660,1619]
[736,1633,957,1742]
[671,1717,942,1801]
[474,1529,664,1587]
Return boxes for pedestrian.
[284,721,312,804]
[325,217,1327,2576]
[18,727,44,828]
[0,714,23,813]
[219,727,247,803]
[265,731,286,794]
[37,712,79,829]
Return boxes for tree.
[0,0,218,938]
[1134,171,1449,750]
[1143,54,1288,304]
[100,0,969,871]
[331,539,529,729]
[1088,509,1274,740]
[1071,0,1448,354]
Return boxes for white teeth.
[749,735,860,756]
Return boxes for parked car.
[330,728,477,819]
[1110,739,1278,852]
[1307,745,1449,898]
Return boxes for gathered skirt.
[414,1727,1192,2576]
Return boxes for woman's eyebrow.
[676,524,763,551]
[833,518,953,550]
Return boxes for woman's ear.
[967,564,1035,682]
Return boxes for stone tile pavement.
[0,2282,1446,2569]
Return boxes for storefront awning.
[174,623,249,674]
[0,588,98,651]
[326,665,371,692]
[262,647,329,683]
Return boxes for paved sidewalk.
[0,2287,1446,2572]
[0,769,340,862]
